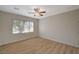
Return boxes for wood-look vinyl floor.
[0,37,79,54]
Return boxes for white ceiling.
[0,5,79,19]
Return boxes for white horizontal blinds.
[12,20,22,34]
[19,20,25,33]
[12,20,34,34]
[22,21,30,33]
[29,21,34,32]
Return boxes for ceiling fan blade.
[39,13,43,16]
[29,8,46,16]
[34,12,43,16]
[34,8,40,12]
[40,11,46,13]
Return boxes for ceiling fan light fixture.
[34,12,40,16]
[28,8,46,16]
[39,8,45,12]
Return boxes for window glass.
[12,20,34,34]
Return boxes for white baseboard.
[39,35,79,48]
[0,36,38,46]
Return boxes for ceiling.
[0,5,79,19]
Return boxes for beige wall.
[39,9,79,48]
[0,9,79,48]
[0,11,39,46]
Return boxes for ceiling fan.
[28,8,46,16]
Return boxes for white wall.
[0,11,39,46]
[39,9,79,48]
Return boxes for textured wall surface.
[39,9,79,47]
[0,11,39,46]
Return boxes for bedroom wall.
[39,9,79,48]
[0,11,39,46]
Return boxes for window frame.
[12,19,34,34]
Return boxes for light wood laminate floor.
[0,37,79,54]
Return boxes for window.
[12,20,34,34]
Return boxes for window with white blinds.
[12,20,34,34]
